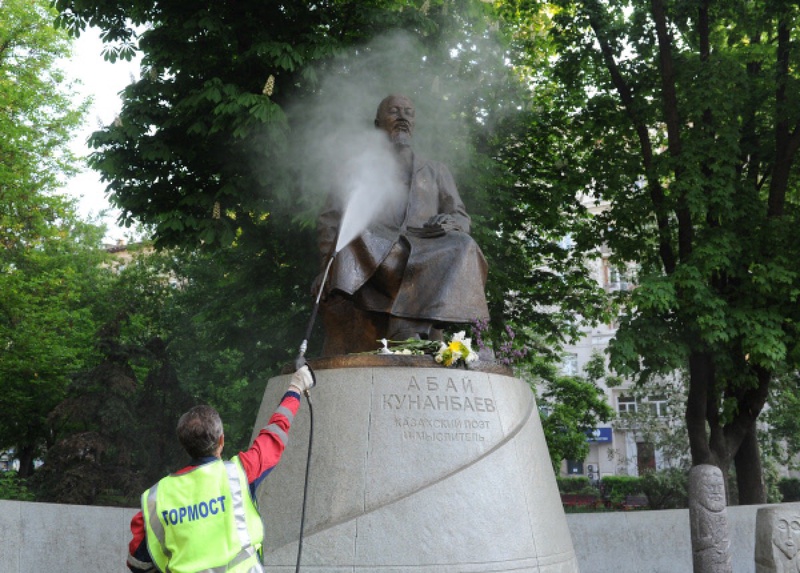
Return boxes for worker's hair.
[176,405,223,459]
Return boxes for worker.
[126,365,315,573]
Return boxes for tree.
[149,246,304,452]
[531,1,800,505]
[529,349,614,470]
[0,206,109,477]
[0,0,86,205]
[53,0,447,249]
[0,0,101,477]
[33,247,195,504]
[761,370,800,472]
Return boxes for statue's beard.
[391,131,412,147]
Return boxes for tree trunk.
[15,444,36,478]
[734,423,766,504]
[686,351,714,465]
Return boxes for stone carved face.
[773,516,800,559]
[698,468,726,513]
[375,95,415,147]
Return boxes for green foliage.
[0,0,99,478]
[0,207,109,477]
[0,471,34,501]
[600,475,643,506]
[762,460,784,505]
[153,246,308,451]
[779,478,800,503]
[33,249,195,504]
[639,468,688,510]
[528,0,800,499]
[556,476,599,496]
[0,0,86,200]
[611,375,691,471]
[762,371,800,470]
[37,240,312,495]
[529,352,614,471]
[55,0,452,249]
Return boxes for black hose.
[295,390,314,573]
[293,254,333,571]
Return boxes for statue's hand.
[425,213,462,232]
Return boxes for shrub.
[600,475,644,506]
[779,478,800,502]
[639,468,689,509]
[0,471,34,502]
[557,476,591,494]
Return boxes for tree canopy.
[530,0,800,503]
[0,0,103,477]
[533,351,615,471]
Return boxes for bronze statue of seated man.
[315,94,490,356]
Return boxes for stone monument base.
[252,356,579,572]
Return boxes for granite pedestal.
[252,356,579,572]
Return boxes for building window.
[566,459,584,475]
[645,395,668,417]
[561,353,579,376]
[618,395,637,415]
[591,335,605,345]
[607,267,630,291]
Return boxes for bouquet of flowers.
[377,331,478,368]
[434,331,478,367]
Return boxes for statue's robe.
[318,153,489,331]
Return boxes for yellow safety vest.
[142,456,265,573]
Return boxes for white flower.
[461,338,477,362]
[379,338,393,355]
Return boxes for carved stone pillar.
[755,503,800,573]
[689,464,733,573]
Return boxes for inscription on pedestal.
[381,375,497,443]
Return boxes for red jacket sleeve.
[127,510,155,572]
[238,390,301,488]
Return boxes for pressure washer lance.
[296,253,336,367]
[292,253,335,573]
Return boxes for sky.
[62,29,140,243]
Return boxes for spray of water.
[333,131,404,252]
[275,30,511,254]
[334,186,373,253]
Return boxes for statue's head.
[375,94,415,147]
[697,465,726,512]
[773,515,800,559]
